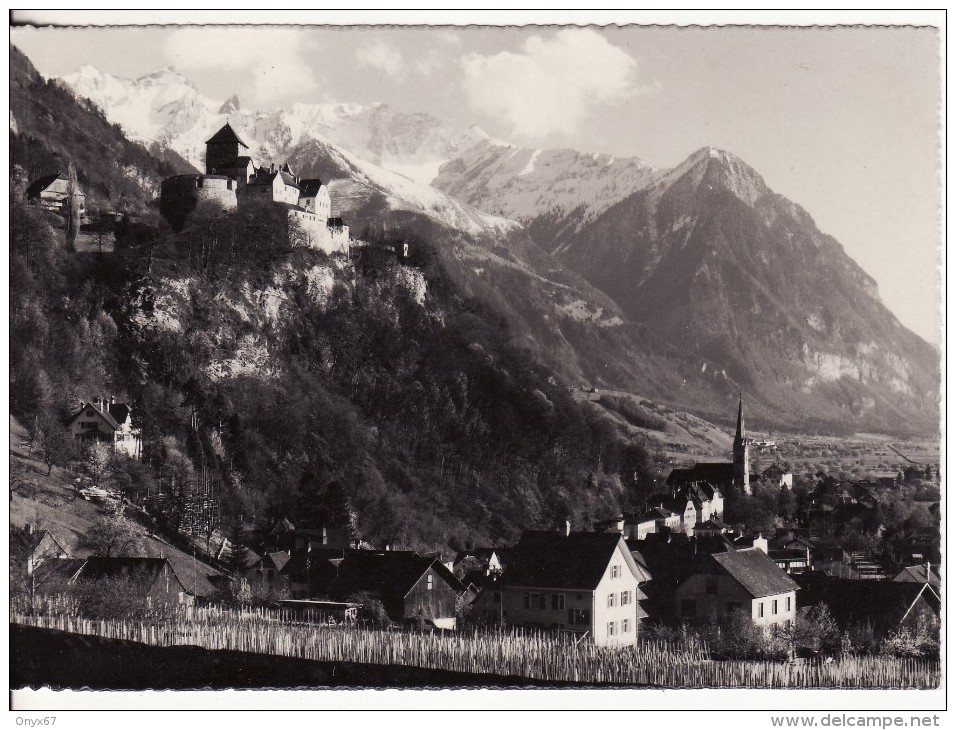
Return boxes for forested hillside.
[10,188,657,550]
[10,45,193,216]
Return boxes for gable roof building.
[473,529,651,646]
[77,556,190,604]
[64,396,142,459]
[675,547,799,627]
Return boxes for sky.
[9,19,943,345]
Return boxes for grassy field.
[10,416,225,597]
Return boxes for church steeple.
[735,393,745,442]
[732,393,751,494]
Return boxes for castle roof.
[249,169,300,190]
[214,156,255,170]
[206,123,249,149]
[298,179,325,197]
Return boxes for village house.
[26,172,86,219]
[473,526,651,647]
[10,525,71,575]
[241,550,292,597]
[674,547,799,628]
[75,557,191,607]
[305,550,466,629]
[761,464,794,489]
[893,563,941,589]
[795,573,940,636]
[64,396,142,459]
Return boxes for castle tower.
[732,394,751,494]
[205,122,250,175]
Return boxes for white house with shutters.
[472,526,651,647]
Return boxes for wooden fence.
[10,607,939,688]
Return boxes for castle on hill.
[160,122,349,255]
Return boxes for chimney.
[24,523,32,535]
[110,395,115,406]
[563,520,571,537]
[753,533,768,554]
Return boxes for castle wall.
[160,175,237,228]
[288,209,350,256]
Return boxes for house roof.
[270,517,296,535]
[893,565,941,588]
[78,557,176,586]
[318,551,465,599]
[629,506,677,524]
[667,462,736,487]
[26,172,68,197]
[11,527,67,560]
[794,573,940,631]
[298,178,325,197]
[453,548,498,566]
[711,548,800,599]
[206,123,249,148]
[499,531,642,591]
[64,400,135,431]
[33,557,86,586]
[696,518,729,531]
[768,549,810,562]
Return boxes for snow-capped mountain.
[433,139,659,236]
[285,135,520,238]
[59,65,487,182]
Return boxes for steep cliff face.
[551,148,938,431]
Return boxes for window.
[680,599,696,618]
[621,619,631,633]
[758,602,765,618]
[427,575,433,591]
[772,599,778,615]
[621,590,631,605]
[568,608,590,626]
[607,621,617,636]
[610,565,622,579]
[551,594,565,611]
[523,593,530,609]
[530,593,543,610]
[537,594,546,610]
[706,576,718,595]
[607,593,616,608]
[786,596,791,612]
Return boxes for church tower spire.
[732,393,751,494]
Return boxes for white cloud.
[163,27,317,107]
[415,51,441,77]
[356,40,405,78]
[461,29,640,138]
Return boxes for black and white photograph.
[7,10,946,716]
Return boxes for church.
[666,395,753,495]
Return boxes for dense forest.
[10,186,659,551]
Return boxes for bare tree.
[65,161,81,248]
[83,514,139,557]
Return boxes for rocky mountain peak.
[218,94,242,115]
